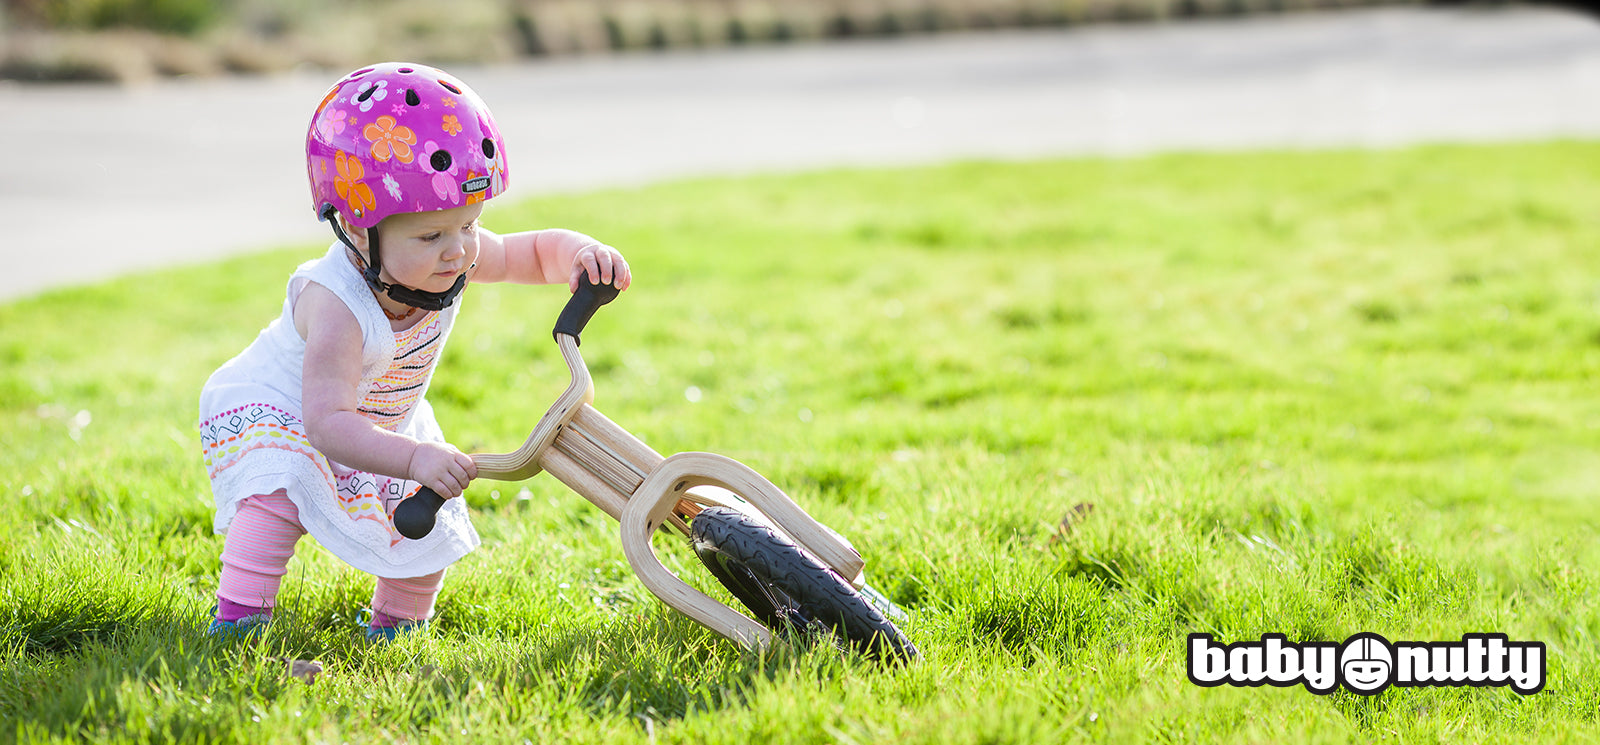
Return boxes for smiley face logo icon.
[1339,633,1394,694]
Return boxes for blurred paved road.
[3,5,1599,300]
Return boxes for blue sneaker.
[206,606,271,641]
[359,609,428,643]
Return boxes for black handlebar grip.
[393,487,447,540]
[552,275,621,345]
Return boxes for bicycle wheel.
[689,506,918,663]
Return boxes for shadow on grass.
[439,610,907,730]
[0,591,186,656]
[2,609,748,737]
[0,615,307,742]
[1,575,916,737]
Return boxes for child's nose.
[441,238,467,261]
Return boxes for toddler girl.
[198,62,630,641]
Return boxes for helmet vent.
[438,79,462,94]
[430,150,453,172]
[398,67,414,74]
[406,89,421,106]
[481,138,495,159]
[357,84,379,103]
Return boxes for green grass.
[4,141,1600,742]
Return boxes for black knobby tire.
[690,506,918,663]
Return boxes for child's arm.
[294,283,478,498]
[472,227,632,292]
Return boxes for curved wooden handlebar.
[472,334,592,481]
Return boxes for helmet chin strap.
[327,210,468,312]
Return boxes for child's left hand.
[570,243,631,293]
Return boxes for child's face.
[371,203,484,293]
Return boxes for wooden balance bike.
[393,278,917,662]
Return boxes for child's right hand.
[408,442,478,499]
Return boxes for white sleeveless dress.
[198,243,480,578]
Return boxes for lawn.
[2,141,1598,743]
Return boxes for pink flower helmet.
[306,62,510,310]
[307,62,509,230]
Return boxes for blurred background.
[2,0,1598,300]
[0,0,1485,84]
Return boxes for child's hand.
[408,442,477,499]
[569,243,631,293]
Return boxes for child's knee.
[245,488,304,526]
[220,492,305,574]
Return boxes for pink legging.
[218,489,443,621]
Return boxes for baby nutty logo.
[1187,632,1546,695]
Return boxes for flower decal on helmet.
[420,140,460,206]
[477,112,501,147]
[354,79,389,112]
[334,151,376,217]
[363,115,416,164]
[441,115,462,136]
[317,107,348,141]
[383,173,403,203]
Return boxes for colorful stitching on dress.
[359,312,445,429]
[334,468,414,546]
[200,403,416,546]
[201,404,332,489]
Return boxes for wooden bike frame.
[465,331,866,652]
